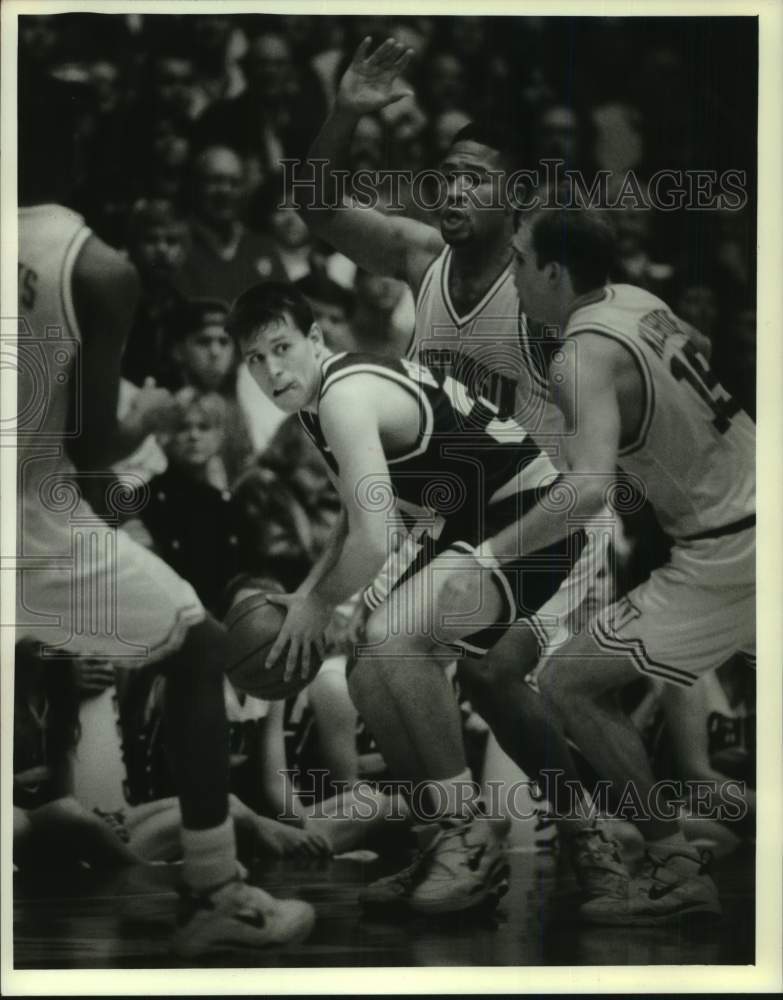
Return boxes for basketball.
[224,592,315,701]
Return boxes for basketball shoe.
[569,825,630,899]
[579,845,722,925]
[360,815,510,914]
[172,873,315,958]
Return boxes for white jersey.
[566,283,755,539]
[17,204,91,492]
[409,246,564,447]
[16,204,204,662]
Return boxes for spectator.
[123,198,190,388]
[266,195,313,282]
[611,207,675,299]
[168,299,263,484]
[13,640,140,870]
[295,272,356,352]
[421,50,467,115]
[194,28,324,185]
[127,392,258,614]
[176,145,287,305]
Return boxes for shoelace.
[573,828,622,864]
[426,822,485,877]
[641,847,712,882]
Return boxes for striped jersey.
[298,351,558,533]
[17,204,92,491]
[565,284,755,539]
[410,246,564,444]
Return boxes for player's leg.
[457,542,630,897]
[21,512,315,955]
[350,550,505,803]
[350,550,512,914]
[539,532,754,924]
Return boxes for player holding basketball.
[500,206,756,923]
[227,280,594,914]
[15,69,314,957]
[297,37,626,907]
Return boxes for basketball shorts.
[366,490,587,658]
[590,524,756,686]
[15,491,204,665]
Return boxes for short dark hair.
[449,122,523,173]
[526,208,616,294]
[225,282,314,343]
[295,272,355,319]
[171,298,229,343]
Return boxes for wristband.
[472,541,503,571]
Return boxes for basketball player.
[299,37,626,905]
[15,69,313,956]
[226,281,592,914]
[502,206,755,923]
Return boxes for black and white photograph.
[2,0,780,992]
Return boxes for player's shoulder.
[73,232,138,291]
[319,351,404,394]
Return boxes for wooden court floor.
[14,845,755,969]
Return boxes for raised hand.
[336,36,415,116]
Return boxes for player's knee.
[362,606,430,656]
[536,658,590,707]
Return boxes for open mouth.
[273,383,296,398]
[442,207,467,228]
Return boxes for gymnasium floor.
[13,844,755,969]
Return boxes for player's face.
[511,222,558,323]
[243,313,325,413]
[439,141,508,246]
[180,324,235,390]
[168,410,223,470]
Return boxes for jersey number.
[669,340,741,434]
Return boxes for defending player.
[298,36,626,903]
[15,69,314,957]
[499,206,755,923]
[226,281,589,914]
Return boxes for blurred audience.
[176,145,287,304]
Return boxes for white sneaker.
[172,876,315,958]
[409,815,510,915]
[579,846,722,926]
[570,826,630,899]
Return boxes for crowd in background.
[14,13,757,870]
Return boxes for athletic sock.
[181,817,237,893]
[424,768,479,822]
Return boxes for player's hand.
[73,657,116,695]
[265,592,333,683]
[336,36,415,116]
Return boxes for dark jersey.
[298,352,559,546]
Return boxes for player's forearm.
[296,510,349,595]
[481,474,607,564]
[313,530,388,610]
[302,106,361,225]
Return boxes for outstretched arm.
[300,37,443,299]
[480,334,626,563]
